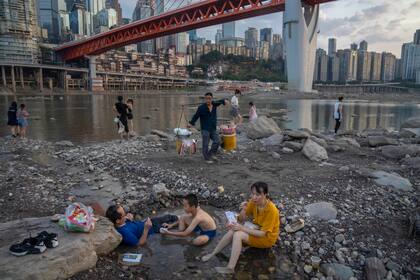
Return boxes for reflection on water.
[1,93,419,143]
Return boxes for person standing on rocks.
[202,182,280,274]
[160,194,217,246]
[187,92,229,163]
[114,96,129,138]
[249,101,258,122]
[17,104,29,138]
[7,101,18,138]
[230,89,243,124]
[334,96,344,134]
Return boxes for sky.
[120,0,420,57]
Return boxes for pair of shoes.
[9,231,58,257]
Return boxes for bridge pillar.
[11,66,16,93]
[1,66,6,87]
[20,67,24,89]
[37,68,43,91]
[88,55,97,91]
[283,0,319,92]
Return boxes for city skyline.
[119,0,420,57]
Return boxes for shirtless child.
[160,194,217,246]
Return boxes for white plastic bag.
[64,202,95,232]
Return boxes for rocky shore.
[0,116,419,280]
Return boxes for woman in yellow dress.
[202,182,280,274]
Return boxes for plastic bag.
[173,128,191,136]
[179,139,196,155]
[64,202,95,232]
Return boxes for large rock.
[401,157,420,169]
[284,141,303,152]
[151,129,173,139]
[55,140,75,147]
[0,216,121,280]
[153,182,170,195]
[320,263,354,280]
[400,128,420,138]
[284,130,310,140]
[305,202,337,221]
[302,139,328,162]
[401,117,420,129]
[309,135,328,148]
[361,128,389,137]
[260,133,284,146]
[371,171,413,191]
[365,257,387,280]
[245,116,281,140]
[368,136,398,147]
[334,137,361,148]
[380,145,420,160]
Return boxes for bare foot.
[201,253,213,262]
[215,267,234,274]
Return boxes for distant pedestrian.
[17,104,29,138]
[7,101,18,137]
[126,99,135,136]
[249,102,258,122]
[230,89,242,124]
[334,96,344,134]
[187,92,229,163]
[114,96,129,138]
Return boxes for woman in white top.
[249,102,258,122]
[334,96,344,134]
[230,89,242,124]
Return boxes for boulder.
[320,263,354,280]
[0,217,121,280]
[401,117,420,129]
[245,116,281,140]
[380,145,420,160]
[367,136,398,147]
[284,141,303,152]
[151,129,173,139]
[260,133,284,146]
[302,139,328,162]
[284,130,310,140]
[361,128,389,137]
[144,134,161,142]
[305,202,337,221]
[309,135,328,148]
[153,183,170,195]
[401,157,420,169]
[365,257,387,280]
[400,128,420,138]
[334,137,361,148]
[371,171,413,191]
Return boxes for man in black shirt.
[114,96,129,137]
[188,92,229,162]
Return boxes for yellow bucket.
[176,139,182,153]
[222,134,236,151]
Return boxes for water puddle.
[114,207,294,279]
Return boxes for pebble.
[304,265,313,274]
[335,234,345,243]
[302,241,311,250]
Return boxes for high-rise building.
[357,51,372,81]
[414,29,420,45]
[381,52,396,81]
[245,27,258,57]
[70,3,91,36]
[0,0,40,63]
[133,0,154,53]
[273,34,281,44]
[338,49,358,82]
[86,0,105,16]
[215,29,222,44]
[401,42,420,80]
[38,0,61,43]
[260,28,272,46]
[359,40,368,51]
[96,8,117,29]
[270,34,283,60]
[175,32,189,53]
[106,0,123,25]
[370,52,382,81]
[222,22,235,38]
[187,30,198,43]
[122,18,130,24]
[328,55,340,82]
[259,41,270,60]
[395,58,402,80]
[350,43,358,51]
[328,38,337,56]
[314,48,327,82]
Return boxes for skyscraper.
[132,0,154,53]
[314,48,327,82]
[401,42,420,80]
[86,0,105,15]
[222,22,235,38]
[414,29,420,45]
[359,40,368,51]
[215,29,222,44]
[338,49,358,82]
[357,51,372,81]
[245,27,258,58]
[106,0,123,25]
[38,0,61,43]
[328,38,336,56]
[328,55,340,82]
[70,2,90,36]
[260,28,272,46]
[370,52,382,81]
[271,34,283,60]
[350,43,358,51]
[273,34,281,44]
[381,52,396,81]
[187,30,198,43]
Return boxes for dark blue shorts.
[194,225,216,239]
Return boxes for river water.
[1,92,420,143]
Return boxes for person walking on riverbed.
[187,92,229,163]
[334,96,344,134]
[126,99,135,136]
[7,101,18,138]
[230,89,242,124]
[114,96,129,138]
[17,104,29,138]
